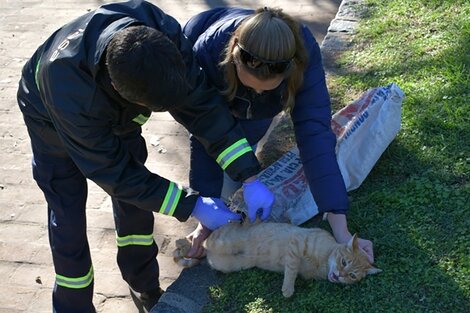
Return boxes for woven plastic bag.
[230,83,404,225]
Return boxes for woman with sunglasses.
[182,7,374,262]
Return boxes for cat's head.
[327,234,381,284]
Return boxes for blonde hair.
[220,7,308,112]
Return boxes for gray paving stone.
[99,297,137,313]
[9,263,55,291]
[26,288,54,313]
[0,285,36,311]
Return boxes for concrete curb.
[151,261,220,313]
[322,0,365,74]
[150,1,365,312]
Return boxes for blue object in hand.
[243,179,274,222]
[191,197,242,230]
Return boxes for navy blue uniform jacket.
[18,1,261,221]
[184,8,349,214]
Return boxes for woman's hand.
[357,238,374,263]
[185,222,212,258]
[327,212,375,263]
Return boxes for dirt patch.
[256,113,296,169]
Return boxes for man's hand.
[185,223,211,258]
[242,178,274,222]
[191,196,242,230]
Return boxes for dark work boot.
[129,286,165,313]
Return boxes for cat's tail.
[172,238,202,268]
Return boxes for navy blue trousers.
[18,78,159,313]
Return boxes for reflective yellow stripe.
[216,138,253,170]
[132,114,150,125]
[158,182,182,216]
[221,147,253,170]
[116,233,154,247]
[56,265,93,289]
[34,56,42,90]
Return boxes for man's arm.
[169,28,262,182]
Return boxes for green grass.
[203,1,470,312]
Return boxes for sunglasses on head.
[236,43,293,74]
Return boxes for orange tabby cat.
[173,221,381,297]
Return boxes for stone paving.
[0,0,346,312]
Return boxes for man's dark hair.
[106,25,189,111]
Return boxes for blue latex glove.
[243,179,274,222]
[191,197,242,230]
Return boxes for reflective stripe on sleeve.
[216,138,253,170]
[56,265,94,289]
[132,114,150,125]
[158,182,183,217]
[116,233,154,247]
[34,56,42,90]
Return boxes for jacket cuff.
[173,189,199,222]
[319,206,349,216]
[154,182,198,222]
[225,159,261,182]
[217,141,261,182]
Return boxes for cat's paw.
[175,238,191,256]
[174,256,201,268]
[173,238,201,268]
[173,238,191,263]
[281,285,295,298]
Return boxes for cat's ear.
[347,233,359,252]
[366,267,382,275]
